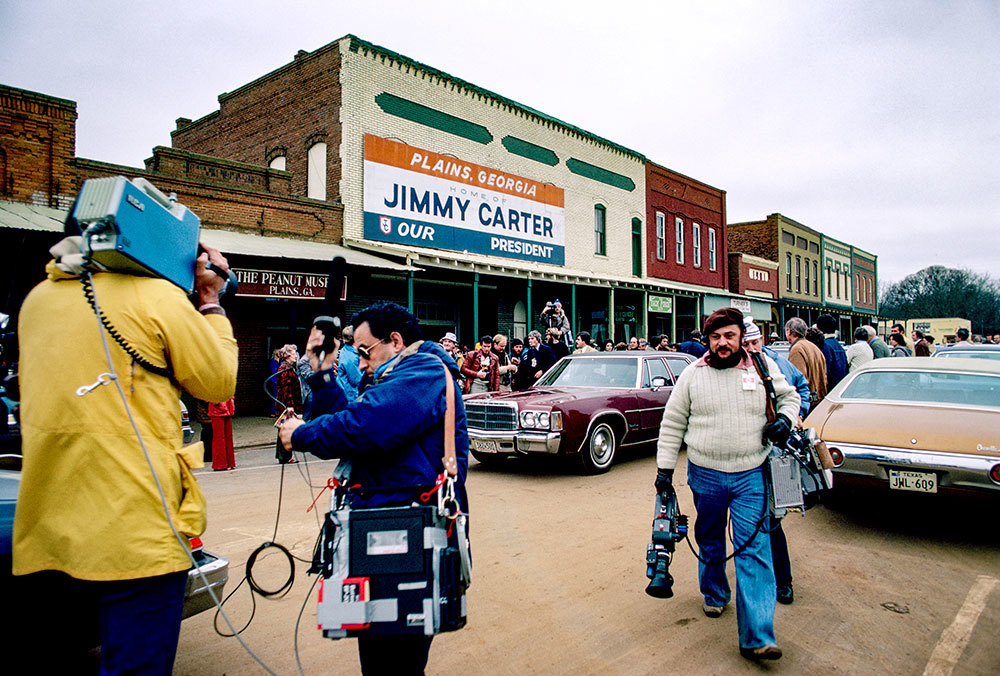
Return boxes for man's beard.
[706,345,745,369]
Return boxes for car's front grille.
[466,401,518,431]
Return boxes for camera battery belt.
[750,352,833,516]
[314,357,470,639]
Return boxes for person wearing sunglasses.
[278,301,469,674]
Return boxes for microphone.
[313,256,347,363]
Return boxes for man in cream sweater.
[654,308,799,662]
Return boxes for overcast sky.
[2,1,997,284]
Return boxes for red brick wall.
[645,162,727,289]
[75,149,343,242]
[727,219,777,261]
[171,43,342,203]
[0,85,77,208]
[852,253,877,310]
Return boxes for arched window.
[269,155,286,171]
[307,142,327,200]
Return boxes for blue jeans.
[687,462,777,649]
[15,569,188,675]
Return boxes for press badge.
[742,373,757,390]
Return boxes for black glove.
[654,468,674,494]
[764,414,793,448]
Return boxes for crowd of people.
[264,299,988,410]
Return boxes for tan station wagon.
[805,357,1000,496]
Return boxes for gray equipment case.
[317,501,468,639]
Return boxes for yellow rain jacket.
[13,263,238,581]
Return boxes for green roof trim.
[501,135,559,166]
[375,92,492,144]
[348,35,644,162]
[566,158,636,191]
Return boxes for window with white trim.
[796,256,802,293]
[655,212,666,260]
[675,217,684,264]
[708,228,717,271]
[692,223,701,267]
[269,155,286,171]
[786,253,792,291]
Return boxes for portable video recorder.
[68,176,201,292]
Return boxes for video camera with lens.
[644,485,688,599]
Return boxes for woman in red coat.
[275,344,303,414]
[209,397,236,471]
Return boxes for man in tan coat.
[785,317,828,403]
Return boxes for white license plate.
[471,439,498,454]
[888,469,937,493]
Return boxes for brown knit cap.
[702,308,745,337]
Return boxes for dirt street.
[175,446,999,675]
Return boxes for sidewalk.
[192,415,280,453]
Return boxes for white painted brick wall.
[338,38,646,281]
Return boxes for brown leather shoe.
[740,645,782,661]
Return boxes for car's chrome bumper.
[468,429,562,455]
[827,441,1000,492]
[183,551,229,619]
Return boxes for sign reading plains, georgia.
[363,134,565,265]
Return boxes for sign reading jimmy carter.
[363,134,565,265]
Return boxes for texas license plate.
[471,439,498,454]
[888,469,937,493]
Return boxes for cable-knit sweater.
[656,353,800,473]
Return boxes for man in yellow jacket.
[13,239,238,675]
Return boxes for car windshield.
[934,350,1000,360]
[536,357,637,388]
[840,370,1000,408]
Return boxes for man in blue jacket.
[743,319,810,606]
[816,314,848,390]
[678,329,708,358]
[278,302,469,672]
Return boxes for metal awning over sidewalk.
[0,201,66,232]
[199,228,417,272]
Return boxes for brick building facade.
[171,34,765,347]
[730,213,878,336]
[0,83,412,414]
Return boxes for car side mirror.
[650,376,668,390]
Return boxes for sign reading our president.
[363,134,565,265]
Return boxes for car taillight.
[189,537,204,552]
[990,464,1000,485]
[828,447,844,467]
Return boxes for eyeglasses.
[356,339,389,361]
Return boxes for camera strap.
[749,351,777,424]
[441,359,458,479]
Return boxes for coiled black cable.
[79,265,173,379]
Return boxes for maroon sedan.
[464,352,694,473]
